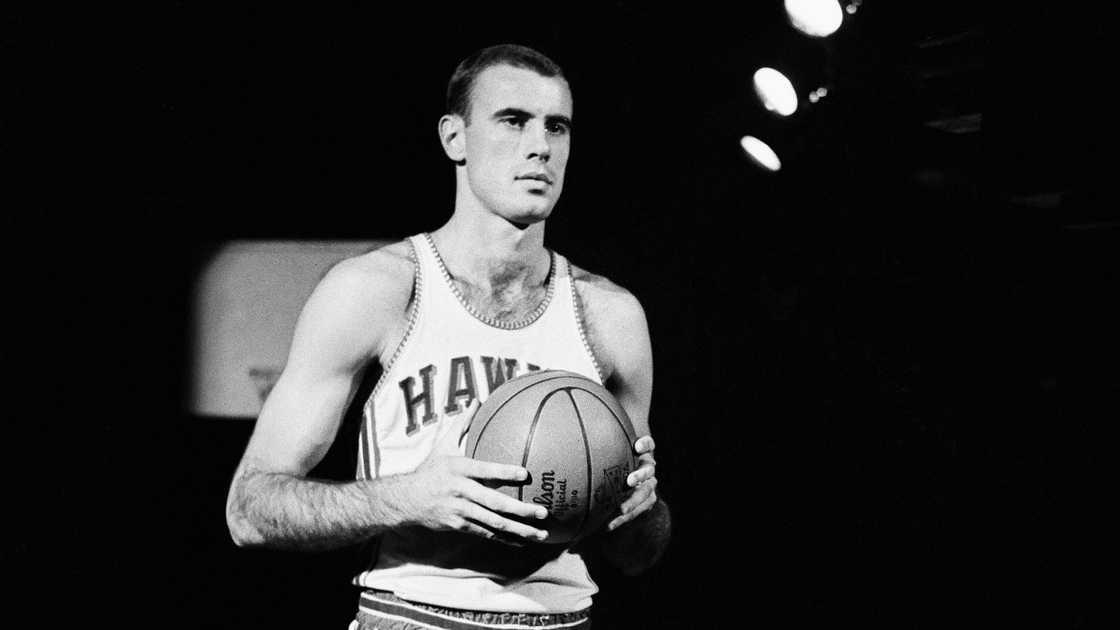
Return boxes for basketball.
[463,370,639,544]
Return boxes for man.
[226,44,670,629]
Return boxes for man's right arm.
[228,453,545,551]
[225,249,549,551]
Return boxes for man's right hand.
[399,455,550,544]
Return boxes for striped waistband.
[357,590,591,630]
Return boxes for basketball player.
[225,44,670,629]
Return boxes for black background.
[12,3,1110,628]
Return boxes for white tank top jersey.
[353,233,605,613]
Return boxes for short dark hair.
[446,44,565,123]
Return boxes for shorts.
[349,590,592,630]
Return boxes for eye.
[501,116,527,129]
[546,120,570,136]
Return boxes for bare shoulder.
[570,263,645,323]
[569,262,650,382]
[316,241,413,309]
[295,239,416,365]
[330,240,414,291]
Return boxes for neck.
[430,209,549,294]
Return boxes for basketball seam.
[571,387,637,525]
[517,389,566,502]
[570,387,637,445]
[462,373,577,454]
[566,389,595,540]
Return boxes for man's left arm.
[586,282,671,575]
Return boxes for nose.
[524,121,551,163]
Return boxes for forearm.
[226,467,411,551]
[600,498,671,576]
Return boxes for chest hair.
[451,260,551,323]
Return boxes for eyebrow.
[491,107,573,130]
[546,114,574,130]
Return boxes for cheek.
[468,143,512,181]
[552,137,571,161]
[467,129,511,159]
[475,132,518,157]
[552,146,571,177]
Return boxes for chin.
[503,203,554,226]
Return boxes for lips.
[516,172,553,185]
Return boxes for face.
[458,64,573,225]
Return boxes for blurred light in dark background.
[741,135,783,172]
[754,67,800,117]
[785,0,845,38]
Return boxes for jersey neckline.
[420,232,559,331]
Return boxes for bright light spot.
[740,135,782,172]
[809,92,819,103]
[753,67,798,116]
[785,0,844,37]
[818,87,828,97]
[846,3,857,14]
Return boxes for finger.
[627,466,656,487]
[461,502,549,542]
[608,492,658,531]
[463,482,549,521]
[457,458,529,483]
[453,514,528,547]
[619,478,656,513]
[456,518,501,541]
[634,435,656,454]
[487,530,528,547]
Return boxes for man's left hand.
[607,435,658,531]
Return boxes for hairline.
[462,67,571,125]
[447,46,568,124]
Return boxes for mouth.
[516,173,553,186]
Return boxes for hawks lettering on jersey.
[398,355,543,436]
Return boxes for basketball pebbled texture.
[463,370,639,544]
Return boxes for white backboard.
[191,240,388,418]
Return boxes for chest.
[451,278,550,323]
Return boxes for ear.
[438,114,466,165]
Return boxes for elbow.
[226,506,256,548]
[225,490,266,548]
[226,509,267,548]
